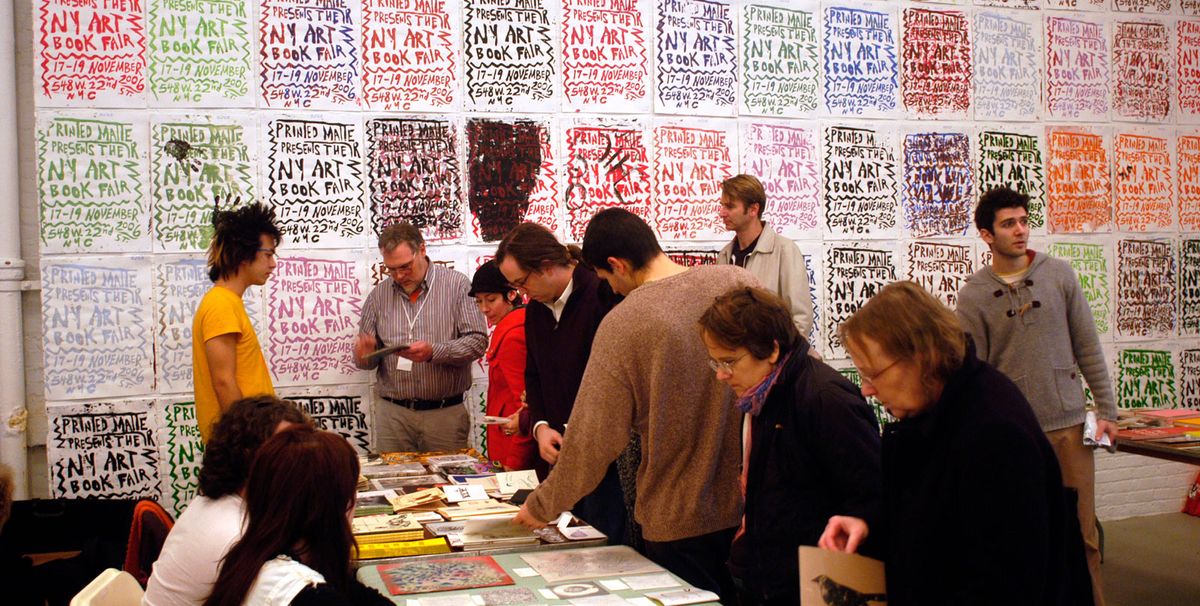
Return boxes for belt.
[382,395,464,411]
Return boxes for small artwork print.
[378,556,513,595]
[480,587,539,605]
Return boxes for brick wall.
[1096,452,1198,521]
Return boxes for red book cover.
[1118,426,1194,441]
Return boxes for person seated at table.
[820,281,1090,606]
[698,287,882,606]
[146,396,311,606]
[470,260,537,471]
[203,427,390,606]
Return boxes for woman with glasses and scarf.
[698,287,882,606]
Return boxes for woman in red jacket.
[471,261,537,471]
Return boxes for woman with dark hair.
[470,260,536,471]
[203,427,389,606]
[821,281,1088,606]
[698,287,882,606]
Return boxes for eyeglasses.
[858,357,901,386]
[508,270,533,289]
[257,247,276,259]
[384,259,417,275]
[707,352,747,374]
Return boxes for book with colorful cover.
[377,555,513,595]
[355,537,451,560]
[1118,426,1194,441]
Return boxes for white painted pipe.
[0,0,29,500]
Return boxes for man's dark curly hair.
[198,396,311,499]
[208,202,282,283]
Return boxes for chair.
[69,568,143,606]
[122,499,175,585]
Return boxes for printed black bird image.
[812,575,887,606]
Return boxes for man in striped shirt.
[353,223,488,452]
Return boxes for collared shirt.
[730,233,761,268]
[549,278,575,324]
[358,263,488,400]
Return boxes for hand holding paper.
[819,515,869,554]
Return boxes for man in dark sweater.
[494,222,631,546]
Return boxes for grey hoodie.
[956,252,1118,432]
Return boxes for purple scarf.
[735,352,792,416]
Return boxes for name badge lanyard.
[401,272,435,343]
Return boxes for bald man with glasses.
[353,222,488,452]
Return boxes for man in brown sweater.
[514,208,756,601]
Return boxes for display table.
[1117,439,1200,465]
[357,545,721,605]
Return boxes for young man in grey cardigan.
[956,186,1118,606]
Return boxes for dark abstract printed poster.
[973,11,1040,122]
[36,0,147,106]
[1046,126,1112,234]
[655,0,737,117]
[280,385,373,453]
[822,3,899,118]
[823,124,899,239]
[563,118,652,241]
[904,241,973,310]
[157,398,204,517]
[464,0,559,112]
[151,114,257,252]
[651,121,736,240]
[1179,21,1200,122]
[902,131,974,238]
[264,117,366,248]
[1047,240,1113,336]
[467,118,560,242]
[901,8,971,119]
[1116,238,1176,339]
[1045,16,1109,122]
[1112,20,1173,122]
[1179,239,1200,336]
[1181,131,1200,231]
[1117,348,1177,409]
[822,243,897,359]
[367,117,463,242]
[977,129,1046,232]
[739,120,820,239]
[258,0,360,109]
[361,0,459,111]
[266,253,366,385]
[47,400,161,500]
[561,0,651,112]
[147,0,254,107]
[41,257,154,400]
[36,112,149,253]
[739,1,820,117]
[1114,130,1174,232]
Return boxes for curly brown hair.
[198,396,311,499]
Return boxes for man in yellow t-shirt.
[192,202,282,442]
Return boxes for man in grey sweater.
[956,186,1118,606]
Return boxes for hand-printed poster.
[1116,238,1176,340]
[904,241,973,309]
[822,243,898,359]
[1116,348,1177,409]
[366,117,463,242]
[975,0,1038,10]
[1178,347,1200,408]
[1114,130,1174,232]
[1046,0,1105,11]
[42,257,154,400]
[47,399,160,499]
[973,11,1041,122]
[665,247,719,267]
[901,8,972,120]
[151,113,257,252]
[466,117,561,242]
[1112,20,1173,122]
[36,111,150,254]
[266,252,367,386]
[156,397,204,517]
[977,127,1046,232]
[1047,240,1114,336]
[1046,126,1112,233]
[463,0,559,113]
[835,365,893,427]
[822,3,899,118]
[1045,16,1110,122]
[1187,0,1200,16]
[739,120,820,240]
[1179,239,1200,336]
[739,1,820,117]
[278,384,373,454]
[651,120,737,240]
[1180,21,1200,122]
[823,123,899,239]
[902,131,974,238]
[147,0,254,107]
[798,241,823,347]
[258,0,361,109]
[1113,0,1173,13]
[262,115,366,248]
[655,0,737,116]
[562,118,652,241]
[561,0,651,113]
[36,0,147,106]
[1181,130,1200,231]
[361,0,460,111]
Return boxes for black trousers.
[644,526,738,604]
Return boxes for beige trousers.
[374,399,469,453]
[1045,424,1105,606]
